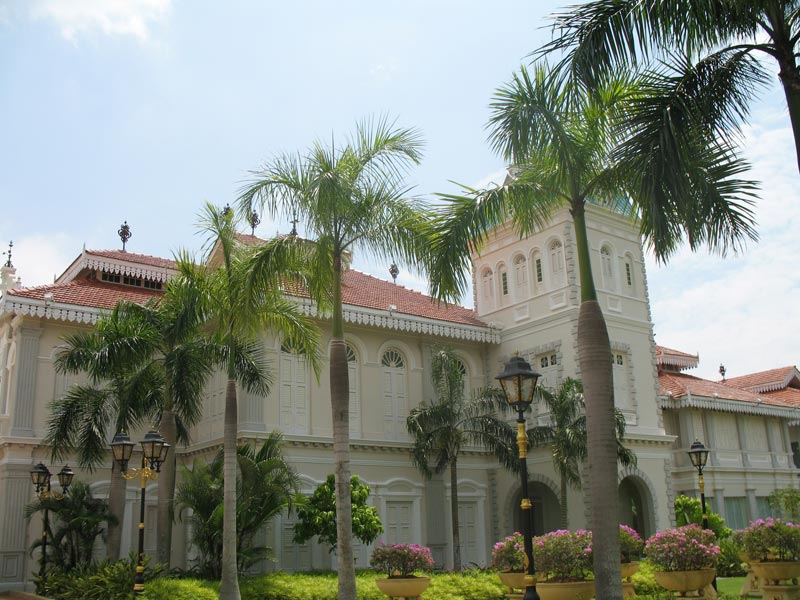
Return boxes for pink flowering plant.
[533,529,593,582]
[620,524,645,563]
[370,543,435,578]
[645,524,720,571]
[740,518,800,562]
[491,532,526,572]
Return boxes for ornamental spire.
[389,262,399,284]
[2,241,12,267]
[118,221,132,252]
[248,210,261,236]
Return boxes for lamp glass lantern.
[30,463,52,492]
[140,429,166,467]
[688,439,709,470]
[57,465,75,492]
[110,431,136,471]
[154,442,171,472]
[496,354,540,411]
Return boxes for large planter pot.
[654,568,715,595]
[537,580,595,600]
[498,572,529,592]
[749,561,800,584]
[621,562,640,580]
[375,576,430,599]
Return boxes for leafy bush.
[717,537,747,577]
[370,543,435,578]
[630,560,663,597]
[38,553,164,600]
[769,488,800,521]
[141,578,218,600]
[620,524,644,563]
[645,524,719,571]
[491,532,525,571]
[740,517,800,561]
[533,529,593,582]
[674,494,731,540]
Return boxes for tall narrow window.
[549,240,565,286]
[601,245,616,291]
[513,255,527,299]
[481,268,494,309]
[347,344,361,437]
[280,342,309,434]
[532,250,543,292]
[612,351,630,408]
[501,271,509,296]
[535,352,559,391]
[382,349,407,440]
[624,253,635,292]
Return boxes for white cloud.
[28,0,170,42]
[647,113,800,380]
[3,233,80,289]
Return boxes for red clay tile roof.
[723,367,799,393]
[659,371,791,407]
[8,279,162,309]
[655,345,699,370]
[339,270,484,327]
[764,387,800,406]
[86,249,177,270]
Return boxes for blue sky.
[1,1,797,381]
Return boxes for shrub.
[645,524,719,571]
[533,529,593,582]
[716,538,747,577]
[141,578,218,600]
[369,543,435,578]
[491,532,525,572]
[740,517,800,561]
[620,524,645,563]
[673,494,731,540]
[769,488,800,522]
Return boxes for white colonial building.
[0,204,797,590]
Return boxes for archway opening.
[618,476,652,539]
[512,481,560,536]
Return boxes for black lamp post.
[687,438,715,590]
[30,462,74,582]
[497,353,541,600]
[111,429,169,596]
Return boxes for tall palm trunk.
[559,475,569,530]
[572,203,622,600]
[331,256,356,600]
[766,8,800,174]
[157,407,177,566]
[105,463,126,560]
[449,457,462,571]
[219,377,241,600]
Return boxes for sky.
[0,0,797,381]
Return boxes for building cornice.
[660,395,798,419]
[0,295,104,324]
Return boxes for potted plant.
[533,529,594,600]
[370,543,435,599]
[739,518,800,583]
[646,524,719,594]
[619,525,644,597]
[492,532,528,592]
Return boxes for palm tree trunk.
[331,255,356,600]
[449,458,462,571]
[157,407,177,567]
[219,377,241,600]
[572,203,622,600]
[105,462,126,560]
[560,475,569,530]
[777,58,800,175]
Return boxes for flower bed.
[369,543,435,578]
[491,532,525,572]
[533,529,593,582]
[620,525,644,563]
[739,517,800,562]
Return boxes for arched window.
[600,245,616,291]
[381,349,407,440]
[481,268,494,309]
[531,249,543,293]
[280,341,309,434]
[498,264,509,305]
[513,255,527,300]
[549,240,565,286]
[454,357,469,399]
[347,344,361,437]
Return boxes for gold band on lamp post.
[498,353,541,600]
[111,428,169,596]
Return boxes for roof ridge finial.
[248,210,261,236]
[389,262,399,284]
[2,240,12,268]
[118,221,132,252]
[290,207,298,237]
[719,363,726,382]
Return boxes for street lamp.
[111,429,169,596]
[687,438,715,590]
[497,353,541,600]
[30,463,74,581]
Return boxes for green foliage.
[174,433,299,578]
[630,560,662,597]
[293,474,383,550]
[740,517,800,561]
[37,553,164,600]
[533,529,594,582]
[370,543,435,578]
[141,578,218,600]
[769,488,800,521]
[674,494,732,540]
[25,480,117,575]
[716,538,747,577]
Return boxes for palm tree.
[527,378,636,529]
[47,313,162,560]
[175,432,299,578]
[539,0,800,174]
[237,117,426,600]
[47,275,217,566]
[193,203,320,600]
[424,64,756,600]
[407,346,518,570]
